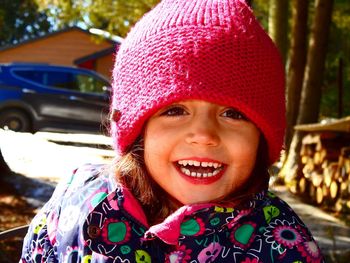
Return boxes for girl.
[21,0,324,262]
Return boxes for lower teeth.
[180,167,220,178]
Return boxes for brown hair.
[113,136,270,225]
[113,137,179,225]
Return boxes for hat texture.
[111,0,286,164]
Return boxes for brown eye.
[221,108,247,120]
[160,106,188,116]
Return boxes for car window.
[44,71,77,90]
[75,74,108,94]
[13,69,78,90]
[13,69,109,94]
[14,70,46,84]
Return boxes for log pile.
[293,132,350,213]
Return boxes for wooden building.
[0,27,121,79]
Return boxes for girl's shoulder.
[43,163,119,221]
[67,163,111,188]
[53,163,116,199]
[21,164,120,260]
[252,190,306,223]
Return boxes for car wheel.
[0,109,32,132]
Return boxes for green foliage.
[320,0,350,118]
[34,0,86,28]
[0,0,51,46]
[88,0,160,37]
[35,0,160,37]
[251,0,269,30]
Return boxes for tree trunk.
[297,0,334,125]
[285,0,309,149]
[282,0,334,183]
[268,0,289,64]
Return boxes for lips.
[175,158,226,184]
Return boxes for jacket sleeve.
[20,169,78,262]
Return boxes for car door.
[38,69,110,129]
[68,71,111,126]
[13,67,110,131]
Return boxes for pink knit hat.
[111,0,285,164]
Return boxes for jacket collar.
[145,203,213,245]
[83,182,268,257]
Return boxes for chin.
[179,196,217,205]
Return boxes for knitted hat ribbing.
[111,0,285,164]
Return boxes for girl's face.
[144,100,260,205]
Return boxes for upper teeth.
[177,160,222,168]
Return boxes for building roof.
[0,26,122,52]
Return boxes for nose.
[185,113,220,147]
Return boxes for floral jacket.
[21,164,324,263]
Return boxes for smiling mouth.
[175,160,225,178]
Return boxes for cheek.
[229,130,260,169]
[242,126,260,151]
[144,123,161,154]
[144,130,168,159]
[143,125,157,174]
[143,126,171,175]
[143,147,159,182]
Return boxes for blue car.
[0,63,111,133]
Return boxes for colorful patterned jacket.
[21,164,324,263]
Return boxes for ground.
[0,130,113,262]
[0,174,36,262]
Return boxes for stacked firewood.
[294,132,350,213]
